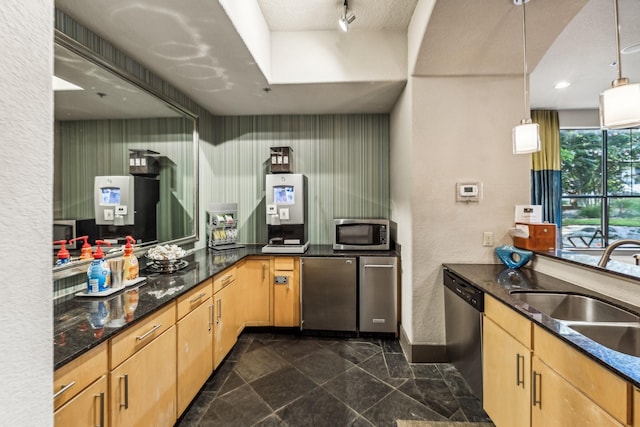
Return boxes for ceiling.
[54,0,640,116]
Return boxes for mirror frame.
[53,30,199,278]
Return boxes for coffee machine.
[262,173,309,254]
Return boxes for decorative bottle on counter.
[122,235,139,281]
[87,240,111,293]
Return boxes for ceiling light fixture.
[339,0,355,32]
[599,0,640,129]
[52,75,83,91]
[512,0,541,154]
[554,81,571,89]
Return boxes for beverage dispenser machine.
[262,173,309,254]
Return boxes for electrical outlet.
[483,231,494,247]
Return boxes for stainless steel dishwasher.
[300,257,357,331]
[359,256,398,334]
[443,267,484,401]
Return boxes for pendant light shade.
[512,0,541,154]
[600,0,640,129]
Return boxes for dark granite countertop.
[53,244,398,369]
[443,263,640,388]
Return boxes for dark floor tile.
[327,340,382,364]
[362,389,446,427]
[225,336,253,361]
[266,338,323,362]
[250,366,318,410]
[199,384,272,427]
[292,347,355,384]
[384,352,413,378]
[410,363,442,379]
[448,408,470,422]
[217,369,245,396]
[457,396,493,423]
[398,378,459,419]
[201,361,236,394]
[234,346,290,383]
[252,413,288,427]
[438,364,474,398]
[175,390,215,426]
[381,339,403,354]
[276,386,360,427]
[349,415,375,426]
[357,352,407,388]
[324,366,394,412]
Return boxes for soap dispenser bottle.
[122,235,139,281]
[53,240,71,266]
[70,235,93,260]
[87,240,112,293]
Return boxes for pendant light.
[512,0,541,154]
[599,0,640,129]
[339,0,355,32]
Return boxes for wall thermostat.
[456,182,481,202]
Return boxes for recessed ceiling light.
[52,75,83,91]
[554,81,571,89]
[622,43,640,55]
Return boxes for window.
[561,128,640,248]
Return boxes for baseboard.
[398,325,448,363]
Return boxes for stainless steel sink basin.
[568,323,640,357]
[510,291,640,323]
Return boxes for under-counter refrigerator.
[300,257,357,331]
[359,256,398,334]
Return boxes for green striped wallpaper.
[203,115,390,245]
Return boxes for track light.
[339,0,355,32]
[599,0,640,129]
[512,0,541,154]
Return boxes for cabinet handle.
[262,264,266,281]
[364,264,394,268]
[221,274,232,284]
[120,374,129,409]
[209,304,214,331]
[218,299,222,321]
[95,391,105,427]
[516,353,525,387]
[190,292,206,303]
[532,370,541,408]
[136,323,162,341]
[53,380,76,399]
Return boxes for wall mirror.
[53,30,199,275]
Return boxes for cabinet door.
[483,316,531,427]
[110,326,177,427]
[213,283,238,369]
[177,296,213,416]
[634,388,640,427]
[273,257,300,327]
[531,356,624,427]
[54,375,108,427]
[242,258,271,326]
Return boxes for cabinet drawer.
[54,375,108,427]
[177,279,213,320]
[213,266,237,293]
[54,341,108,410]
[109,303,176,369]
[534,325,630,424]
[484,294,532,348]
[274,257,295,271]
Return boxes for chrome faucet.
[597,239,640,268]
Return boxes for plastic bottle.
[87,240,112,293]
[70,235,93,260]
[122,235,139,281]
[53,240,71,266]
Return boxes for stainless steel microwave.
[333,219,391,251]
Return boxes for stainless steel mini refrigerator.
[359,256,398,334]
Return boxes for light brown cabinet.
[634,388,640,426]
[484,294,631,427]
[213,266,239,369]
[482,296,532,427]
[54,375,108,427]
[272,256,300,327]
[176,280,214,416]
[109,304,177,427]
[240,258,272,327]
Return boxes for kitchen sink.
[568,323,640,358]
[510,291,640,323]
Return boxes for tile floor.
[176,331,493,427]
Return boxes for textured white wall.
[0,1,53,425]
[403,75,531,345]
